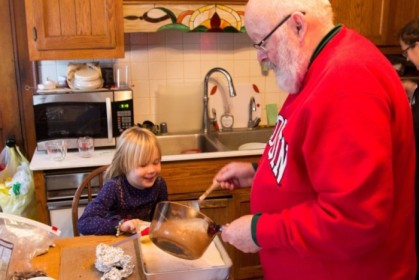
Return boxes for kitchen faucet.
[203,67,237,134]
[248,96,261,129]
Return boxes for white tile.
[214,61,235,76]
[149,79,167,98]
[148,32,166,45]
[184,61,201,79]
[165,30,184,45]
[130,33,149,46]
[132,80,150,98]
[183,44,201,61]
[234,33,253,44]
[130,47,149,63]
[201,61,220,77]
[200,43,217,62]
[131,62,150,80]
[201,33,218,47]
[234,60,250,78]
[149,62,167,80]
[217,33,234,48]
[39,64,58,83]
[167,61,184,79]
[234,46,251,61]
[36,31,284,121]
[183,33,201,45]
[166,45,184,62]
[148,45,167,61]
[134,97,151,115]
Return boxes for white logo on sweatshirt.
[268,115,288,184]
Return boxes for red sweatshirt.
[251,26,416,279]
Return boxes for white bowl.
[74,68,100,81]
[74,78,103,90]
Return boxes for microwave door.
[106,97,113,141]
[33,91,116,150]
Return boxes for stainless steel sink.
[156,127,274,155]
[157,133,221,155]
[214,127,273,150]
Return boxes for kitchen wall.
[38,31,287,129]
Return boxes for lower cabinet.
[164,155,263,280]
[232,190,263,280]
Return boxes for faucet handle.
[210,108,219,131]
[248,97,260,129]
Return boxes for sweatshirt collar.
[308,24,342,68]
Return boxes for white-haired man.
[214,0,416,279]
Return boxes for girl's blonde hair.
[104,126,161,179]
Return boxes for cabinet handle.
[32,27,37,41]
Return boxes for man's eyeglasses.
[402,42,416,58]
[253,12,305,52]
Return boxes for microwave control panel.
[116,110,132,130]
[113,90,134,136]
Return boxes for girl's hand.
[119,219,143,234]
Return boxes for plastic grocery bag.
[0,212,61,279]
[0,138,37,219]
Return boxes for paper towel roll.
[156,82,204,133]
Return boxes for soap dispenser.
[220,106,234,131]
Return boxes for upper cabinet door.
[330,0,390,45]
[25,0,125,60]
[386,0,419,45]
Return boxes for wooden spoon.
[198,182,219,204]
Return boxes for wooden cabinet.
[386,0,419,45]
[330,0,390,45]
[163,155,262,280]
[232,190,263,279]
[330,0,419,49]
[24,0,125,60]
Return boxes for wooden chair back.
[71,165,109,236]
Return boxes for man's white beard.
[271,44,309,94]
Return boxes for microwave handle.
[106,97,113,141]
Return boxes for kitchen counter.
[29,148,264,171]
[31,234,233,280]
[31,235,139,279]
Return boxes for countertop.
[31,235,138,279]
[31,234,232,280]
[29,148,264,171]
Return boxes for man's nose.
[257,50,268,63]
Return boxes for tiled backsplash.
[38,31,288,128]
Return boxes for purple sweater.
[78,176,168,235]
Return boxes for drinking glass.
[78,137,94,158]
[46,140,67,161]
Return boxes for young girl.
[78,126,168,236]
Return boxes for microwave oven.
[33,89,134,151]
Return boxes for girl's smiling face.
[126,150,161,189]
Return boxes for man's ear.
[290,12,307,41]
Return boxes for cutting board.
[156,82,204,133]
[59,240,141,280]
[208,83,261,129]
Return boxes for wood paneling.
[0,0,23,149]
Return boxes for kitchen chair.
[71,165,109,236]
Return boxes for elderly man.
[214,0,416,279]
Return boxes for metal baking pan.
[137,236,232,280]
